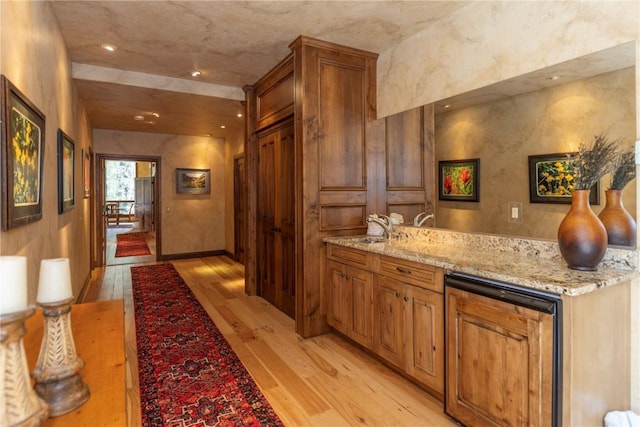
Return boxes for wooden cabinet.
[256,120,296,317]
[445,286,554,427]
[246,37,378,337]
[372,255,445,399]
[326,245,373,348]
[382,105,436,223]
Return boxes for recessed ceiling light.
[133,115,145,121]
[101,44,117,52]
[547,76,560,81]
[151,112,160,118]
[191,70,201,77]
[443,104,451,109]
[220,125,226,129]
[237,113,243,118]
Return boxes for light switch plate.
[508,202,523,224]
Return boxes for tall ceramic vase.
[557,189,608,271]
[598,189,637,247]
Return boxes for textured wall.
[93,130,226,256]
[377,1,639,118]
[0,1,93,302]
[435,67,636,239]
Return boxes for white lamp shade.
[37,258,73,304]
[0,256,28,315]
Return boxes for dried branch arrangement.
[573,134,621,190]
[610,150,636,190]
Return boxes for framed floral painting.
[1,75,46,230]
[438,158,479,202]
[528,153,599,204]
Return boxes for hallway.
[81,257,455,427]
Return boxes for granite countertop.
[323,234,640,297]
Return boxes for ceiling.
[49,0,470,139]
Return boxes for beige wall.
[435,67,636,239]
[377,1,639,119]
[93,130,226,256]
[0,1,93,302]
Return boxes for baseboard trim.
[159,250,227,261]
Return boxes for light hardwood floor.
[82,255,459,426]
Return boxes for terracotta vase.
[557,189,608,271]
[598,189,637,247]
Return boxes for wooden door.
[277,125,296,317]
[404,285,444,398]
[373,274,404,368]
[257,129,277,306]
[233,154,246,264]
[446,287,554,427]
[256,121,295,318]
[135,177,154,231]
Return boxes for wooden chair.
[105,203,120,225]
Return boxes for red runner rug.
[131,263,284,427]
[115,232,151,257]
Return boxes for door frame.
[95,154,162,266]
[233,153,246,264]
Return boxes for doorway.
[96,154,161,267]
[233,153,246,264]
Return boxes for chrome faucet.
[367,214,394,239]
[413,212,434,227]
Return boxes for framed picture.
[57,129,75,213]
[438,158,480,202]
[1,75,46,230]
[82,149,90,198]
[176,168,210,194]
[528,153,599,204]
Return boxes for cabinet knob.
[404,296,409,302]
[395,291,401,297]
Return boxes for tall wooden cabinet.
[245,35,437,337]
[245,36,378,336]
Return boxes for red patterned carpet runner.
[131,263,284,427]
[115,232,151,257]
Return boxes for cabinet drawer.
[374,255,443,292]
[327,244,371,269]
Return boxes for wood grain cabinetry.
[326,245,373,348]
[382,105,436,223]
[326,244,445,399]
[246,36,378,337]
[373,255,445,399]
[445,286,554,427]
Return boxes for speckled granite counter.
[323,226,640,296]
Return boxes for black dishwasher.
[445,272,562,427]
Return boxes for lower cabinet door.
[446,287,554,427]
[404,285,444,398]
[373,274,404,368]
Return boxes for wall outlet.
[508,202,523,224]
